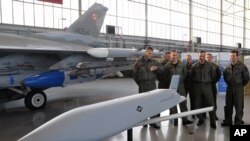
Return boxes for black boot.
[221,120,232,126]
[197,119,204,126]
[215,115,218,120]
[150,123,160,129]
[174,119,178,126]
[210,121,216,129]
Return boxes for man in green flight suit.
[221,50,250,126]
[184,55,195,118]
[191,50,217,129]
[133,46,162,129]
[164,50,193,126]
[158,52,171,89]
[206,53,221,120]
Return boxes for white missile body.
[18,89,185,141]
[87,48,163,58]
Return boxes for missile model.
[87,48,163,58]
[18,89,185,141]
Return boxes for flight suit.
[191,61,216,125]
[164,61,190,123]
[223,61,249,125]
[133,56,162,121]
[158,60,171,89]
[211,63,221,116]
[133,56,161,93]
[184,63,194,110]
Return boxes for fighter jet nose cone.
[23,70,65,89]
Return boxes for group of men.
[133,47,250,130]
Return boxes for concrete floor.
[0,78,249,141]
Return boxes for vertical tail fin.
[67,3,108,37]
[169,75,180,91]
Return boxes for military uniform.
[184,63,194,110]
[164,61,191,124]
[158,60,171,89]
[191,61,216,127]
[133,56,162,126]
[133,56,161,93]
[223,61,249,125]
[211,63,221,117]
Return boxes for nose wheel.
[24,91,47,110]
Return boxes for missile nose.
[87,48,108,58]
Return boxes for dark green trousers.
[185,83,195,110]
[212,83,218,112]
[193,83,216,123]
[139,81,156,93]
[224,85,244,124]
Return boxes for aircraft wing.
[0,33,91,53]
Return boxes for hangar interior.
[1,0,250,53]
[1,0,250,141]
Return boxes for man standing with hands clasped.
[222,50,249,126]
[206,53,221,120]
[164,50,193,126]
[191,50,217,129]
